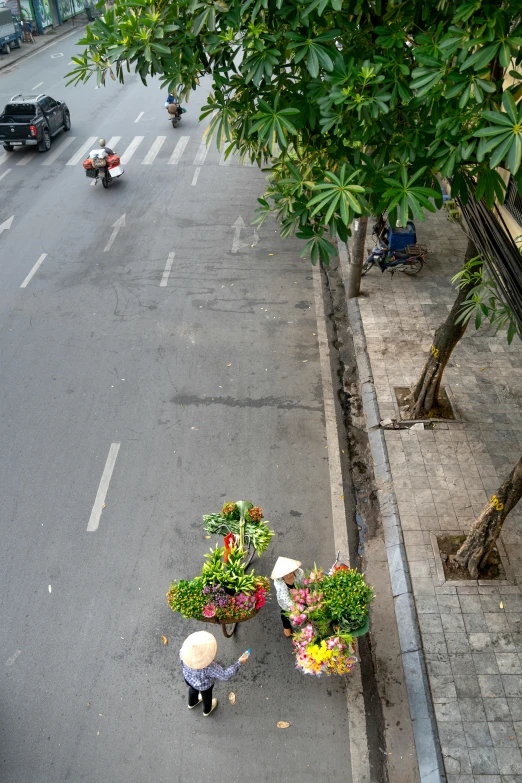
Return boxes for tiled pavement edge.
[340,209,522,783]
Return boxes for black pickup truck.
[0,94,71,153]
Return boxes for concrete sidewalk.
[345,207,522,783]
[0,15,86,73]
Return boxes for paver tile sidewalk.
[357,207,522,783]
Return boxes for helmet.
[99,138,106,147]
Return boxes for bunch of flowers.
[286,565,373,676]
[293,623,358,676]
[203,500,274,556]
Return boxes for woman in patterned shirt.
[271,557,304,638]
[180,631,249,716]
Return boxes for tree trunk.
[345,215,368,299]
[409,236,478,418]
[454,456,522,578]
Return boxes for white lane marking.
[142,136,166,164]
[160,251,175,287]
[0,168,12,181]
[193,142,209,166]
[168,135,189,164]
[31,82,43,90]
[0,215,14,235]
[6,650,21,667]
[104,214,125,252]
[107,136,121,150]
[68,61,74,65]
[219,148,232,166]
[50,52,64,59]
[87,443,121,532]
[16,152,37,166]
[191,167,200,186]
[134,111,144,123]
[41,136,76,165]
[120,136,143,164]
[20,253,47,288]
[66,137,97,166]
[312,265,371,783]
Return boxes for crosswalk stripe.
[142,136,166,165]
[0,151,14,167]
[17,151,37,166]
[168,136,189,165]
[66,137,97,166]
[193,142,209,166]
[120,136,144,164]
[41,135,76,165]
[219,148,232,166]
[107,136,121,150]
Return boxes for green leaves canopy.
[68,0,522,263]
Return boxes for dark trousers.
[281,611,292,630]
[185,679,213,713]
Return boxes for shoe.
[203,698,218,716]
[188,694,203,710]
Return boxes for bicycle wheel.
[401,257,424,275]
[222,622,237,638]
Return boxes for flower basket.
[198,607,260,626]
[287,566,373,676]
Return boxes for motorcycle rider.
[98,138,114,156]
[165,93,183,119]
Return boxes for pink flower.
[202,604,216,618]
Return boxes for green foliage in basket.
[203,500,274,556]
[323,569,374,632]
[201,545,263,594]
[167,577,206,619]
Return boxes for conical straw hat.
[271,556,302,580]
[180,631,218,669]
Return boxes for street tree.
[68,0,522,417]
[67,0,522,274]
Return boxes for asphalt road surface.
[0,33,367,783]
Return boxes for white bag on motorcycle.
[89,148,108,168]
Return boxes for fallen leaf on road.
[205,535,211,539]
[269,254,274,256]
[102,503,106,508]
[229,692,236,705]
[277,721,290,729]
[48,585,52,593]
[227,363,232,367]
[500,601,504,609]
[161,635,168,646]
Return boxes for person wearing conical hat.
[271,556,304,638]
[179,631,250,716]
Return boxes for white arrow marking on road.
[87,443,121,532]
[0,215,14,235]
[231,215,259,253]
[104,214,125,252]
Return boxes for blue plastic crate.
[387,221,417,252]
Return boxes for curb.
[338,242,446,783]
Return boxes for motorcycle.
[83,152,124,188]
[165,101,186,128]
[362,218,427,276]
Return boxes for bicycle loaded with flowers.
[287,565,374,676]
[167,501,273,637]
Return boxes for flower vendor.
[179,631,250,716]
[270,556,305,637]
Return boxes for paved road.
[0,35,365,783]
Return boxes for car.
[0,93,71,153]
